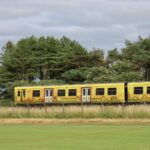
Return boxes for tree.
[121,36,150,80]
[0,36,88,84]
[34,36,61,80]
[88,48,105,67]
[0,37,37,82]
[86,61,144,83]
[55,36,88,72]
[106,48,121,64]
[86,67,113,82]
[62,68,88,83]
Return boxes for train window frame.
[18,91,20,97]
[108,88,117,95]
[58,89,66,96]
[33,90,40,97]
[68,89,77,96]
[134,87,143,95]
[96,88,104,95]
[147,87,150,94]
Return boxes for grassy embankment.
[1,104,150,118]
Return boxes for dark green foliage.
[88,48,104,67]
[122,37,150,80]
[0,99,12,106]
[0,36,87,82]
[106,48,121,64]
[62,68,88,83]
[87,61,144,83]
[32,79,65,85]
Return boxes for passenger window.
[134,87,143,94]
[18,91,20,97]
[33,90,40,97]
[69,89,76,96]
[96,88,104,95]
[108,88,117,95]
[147,87,150,94]
[58,89,65,96]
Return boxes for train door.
[16,89,26,102]
[16,90,21,102]
[21,89,26,101]
[82,88,91,102]
[45,89,53,103]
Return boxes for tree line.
[0,36,150,98]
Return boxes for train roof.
[14,81,150,89]
[15,82,124,89]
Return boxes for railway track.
[15,101,150,107]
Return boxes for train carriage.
[90,83,125,103]
[127,82,150,102]
[14,83,125,104]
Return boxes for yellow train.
[14,82,150,104]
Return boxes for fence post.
[143,100,146,106]
[62,102,65,114]
[26,101,30,115]
[101,100,104,114]
[39,105,42,110]
[122,102,125,115]
[44,102,47,114]
[81,101,84,115]
[11,101,15,114]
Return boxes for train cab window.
[18,91,20,97]
[134,87,143,94]
[68,89,76,96]
[147,87,150,94]
[96,88,104,95]
[33,90,40,97]
[22,90,26,97]
[108,88,117,95]
[58,89,65,96]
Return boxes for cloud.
[0,0,149,52]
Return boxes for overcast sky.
[0,0,150,52]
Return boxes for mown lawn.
[0,125,150,150]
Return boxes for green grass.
[0,125,150,150]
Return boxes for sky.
[0,0,150,52]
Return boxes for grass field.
[0,125,150,150]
